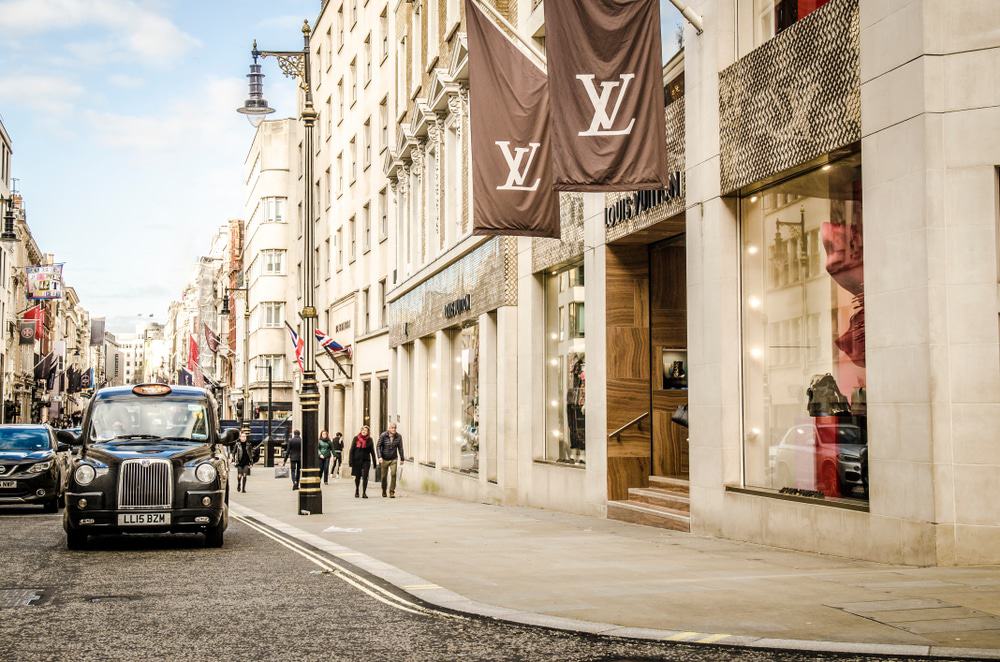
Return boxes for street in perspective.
[1,0,999,661]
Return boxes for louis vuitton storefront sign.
[604,172,683,229]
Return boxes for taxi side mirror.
[219,428,240,446]
[56,429,81,447]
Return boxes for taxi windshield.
[89,399,210,442]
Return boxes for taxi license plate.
[0,480,15,489]
[118,513,170,526]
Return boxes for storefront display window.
[543,262,586,464]
[741,153,867,502]
[453,324,479,474]
[747,0,831,50]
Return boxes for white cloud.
[0,74,84,115]
[0,0,199,63]
[108,73,144,88]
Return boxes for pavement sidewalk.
[231,465,1000,658]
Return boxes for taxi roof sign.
[132,384,173,396]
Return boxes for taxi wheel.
[66,529,88,550]
[204,522,225,548]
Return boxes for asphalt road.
[0,506,961,662]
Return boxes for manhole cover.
[87,595,139,604]
[0,589,44,607]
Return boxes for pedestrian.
[318,430,333,485]
[348,425,376,498]
[330,432,344,479]
[377,423,406,498]
[284,429,303,490]
[233,430,255,493]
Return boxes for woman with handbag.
[348,425,376,498]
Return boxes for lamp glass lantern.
[236,43,276,127]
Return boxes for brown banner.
[466,0,559,238]
[544,0,669,191]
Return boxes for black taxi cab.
[59,384,239,550]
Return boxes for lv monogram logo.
[495,141,542,191]
[575,73,637,137]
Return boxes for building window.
[363,203,371,252]
[350,58,357,105]
[325,96,333,137]
[315,45,322,87]
[543,262,586,464]
[452,324,479,474]
[362,379,371,427]
[336,228,344,269]
[378,278,387,328]
[740,153,866,503]
[361,287,370,334]
[745,0,831,51]
[364,34,372,84]
[351,0,358,26]
[325,167,332,208]
[349,215,356,261]
[379,377,388,434]
[337,4,344,50]
[261,249,286,275]
[378,188,388,240]
[379,97,388,151]
[363,118,372,168]
[350,137,357,182]
[380,8,389,60]
[261,302,284,328]
[337,78,344,121]
[256,354,285,381]
[261,197,287,223]
[324,238,331,278]
[337,152,344,195]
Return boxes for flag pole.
[469,0,546,69]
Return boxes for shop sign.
[335,320,351,333]
[604,171,683,229]
[443,294,472,319]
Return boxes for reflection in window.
[741,153,867,501]
[544,262,586,465]
[453,324,479,474]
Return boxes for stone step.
[607,500,691,532]
[647,475,690,494]
[628,487,690,512]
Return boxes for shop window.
[362,379,371,428]
[543,262,586,465]
[452,324,479,474]
[379,377,388,435]
[748,0,831,50]
[741,153,866,502]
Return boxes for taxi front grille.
[118,459,172,509]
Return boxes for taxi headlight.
[74,464,96,486]
[27,461,53,473]
[195,463,217,484]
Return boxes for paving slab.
[231,467,1000,653]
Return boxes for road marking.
[696,633,730,644]
[233,514,457,619]
[666,631,698,641]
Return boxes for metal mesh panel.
[719,0,860,194]
[531,193,585,273]
[388,237,516,347]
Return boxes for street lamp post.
[237,20,322,515]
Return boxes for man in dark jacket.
[376,423,405,498]
[283,430,303,490]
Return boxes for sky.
[0,0,685,334]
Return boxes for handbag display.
[806,373,850,417]
[274,466,290,479]
[670,404,689,428]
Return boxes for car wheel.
[204,522,225,548]
[66,529,88,550]
[43,498,58,514]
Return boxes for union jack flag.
[314,329,346,353]
[285,322,304,373]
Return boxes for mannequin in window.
[565,355,586,464]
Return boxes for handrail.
[608,412,649,440]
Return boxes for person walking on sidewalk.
[318,430,333,485]
[348,425,376,498]
[330,432,344,479]
[284,430,303,490]
[233,430,255,493]
[377,423,406,498]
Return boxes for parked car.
[60,384,239,550]
[0,424,72,512]
[771,422,867,499]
